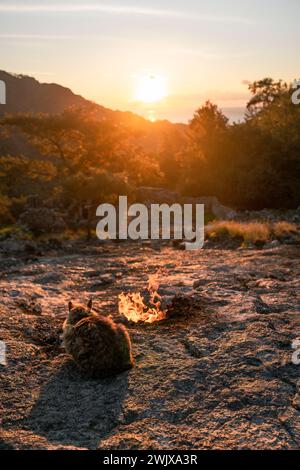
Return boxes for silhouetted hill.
[0,70,104,116]
[0,71,187,154]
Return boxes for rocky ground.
[0,240,299,450]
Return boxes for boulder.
[137,187,236,220]
[18,208,66,234]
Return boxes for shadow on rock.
[22,360,129,449]
[0,438,15,450]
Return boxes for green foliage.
[0,109,150,232]
[0,155,56,196]
[178,80,300,209]
[0,194,13,225]
[0,78,299,231]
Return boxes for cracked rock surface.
[0,242,299,449]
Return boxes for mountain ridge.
[0,70,187,154]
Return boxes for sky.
[0,0,299,123]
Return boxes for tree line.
[0,78,299,227]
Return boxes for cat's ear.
[68,301,73,311]
[87,299,93,310]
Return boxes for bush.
[205,221,271,244]
[0,194,14,225]
[272,221,298,239]
[18,208,66,235]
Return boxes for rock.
[15,298,42,315]
[84,270,104,278]
[0,240,27,253]
[23,241,38,254]
[45,238,63,250]
[183,335,212,358]
[18,208,66,234]
[137,187,236,220]
[35,272,64,284]
[172,240,186,250]
[254,295,272,314]
[254,240,266,249]
[193,279,208,289]
[10,290,21,297]
[283,235,300,245]
[0,242,299,450]
[165,294,194,318]
[183,195,236,220]
[89,275,114,290]
[264,240,280,249]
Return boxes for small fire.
[118,275,167,324]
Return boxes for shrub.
[272,221,298,239]
[205,221,271,244]
[0,194,14,225]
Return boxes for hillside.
[0,71,187,154]
[0,71,98,116]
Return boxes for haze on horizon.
[0,0,299,123]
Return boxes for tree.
[0,155,56,197]
[180,102,229,198]
[246,78,288,117]
[2,109,125,174]
[179,82,300,209]
[0,109,132,233]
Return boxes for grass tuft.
[205,220,299,246]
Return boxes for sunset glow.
[135,75,167,104]
[0,0,299,122]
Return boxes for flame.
[118,275,167,323]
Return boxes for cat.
[62,299,134,378]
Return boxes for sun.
[135,74,167,103]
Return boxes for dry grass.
[272,221,298,239]
[206,220,298,245]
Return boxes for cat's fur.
[62,300,134,378]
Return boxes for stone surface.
[0,242,299,449]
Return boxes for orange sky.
[1,1,299,122]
